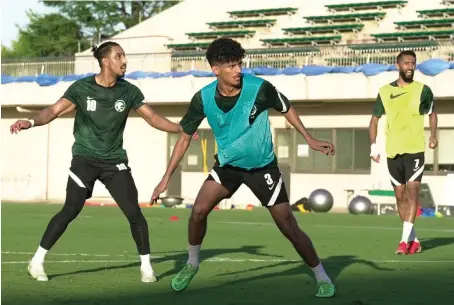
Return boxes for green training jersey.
[373,80,434,158]
[62,75,146,161]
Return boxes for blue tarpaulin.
[2,59,452,86]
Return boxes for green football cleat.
[170,263,198,292]
[315,280,336,298]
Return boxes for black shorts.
[387,152,425,187]
[206,160,289,208]
[68,155,135,199]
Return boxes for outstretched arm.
[257,80,334,155]
[10,98,75,134]
[284,106,335,155]
[151,132,192,201]
[136,104,182,133]
[150,92,205,202]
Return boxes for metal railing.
[2,42,453,77]
[2,56,76,77]
[171,41,454,70]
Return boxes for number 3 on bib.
[264,173,273,185]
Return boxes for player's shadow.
[418,237,454,252]
[153,245,284,279]
[47,245,282,280]
[215,255,392,286]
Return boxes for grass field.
[2,203,454,305]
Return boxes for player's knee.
[60,204,83,222]
[124,207,145,224]
[276,215,299,240]
[191,204,210,222]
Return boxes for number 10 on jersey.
[87,98,96,111]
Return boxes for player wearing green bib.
[152,38,336,298]
[10,41,193,283]
[369,50,438,255]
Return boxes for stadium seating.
[153,0,454,70]
[325,1,407,12]
[227,7,298,18]
[207,19,276,30]
[186,30,256,40]
[261,36,342,47]
[282,24,365,35]
[417,7,454,18]
[166,6,298,51]
[395,18,454,30]
[372,29,454,42]
[303,12,386,24]
[3,0,454,76]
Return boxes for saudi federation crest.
[115,100,126,112]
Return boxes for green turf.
[2,203,454,305]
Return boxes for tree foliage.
[4,11,88,58]
[43,1,179,42]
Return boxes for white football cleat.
[27,261,48,281]
[141,267,157,283]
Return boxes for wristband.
[28,119,35,127]
[370,143,379,157]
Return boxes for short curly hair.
[205,37,246,66]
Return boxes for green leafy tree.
[43,1,180,43]
[5,11,88,58]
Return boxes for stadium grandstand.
[2,0,453,215]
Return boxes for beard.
[399,69,414,82]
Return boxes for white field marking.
[3,257,454,264]
[219,221,454,233]
[1,251,162,259]
[312,224,454,233]
[32,214,93,218]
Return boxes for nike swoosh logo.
[268,182,276,190]
[390,92,407,99]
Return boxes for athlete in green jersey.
[151,38,336,298]
[10,41,193,283]
[369,50,438,255]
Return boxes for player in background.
[369,50,438,255]
[152,38,337,298]
[10,41,196,282]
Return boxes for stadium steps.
[417,8,454,18]
[325,1,407,13]
[282,24,365,35]
[395,18,454,30]
[227,7,298,18]
[166,42,211,51]
[206,19,276,30]
[371,29,454,42]
[348,40,439,50]
[261,35,342,47]
[186,30,256,39]
[304,12,386,24]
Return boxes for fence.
[2,42,454,77]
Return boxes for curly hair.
[205,37,246,66]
